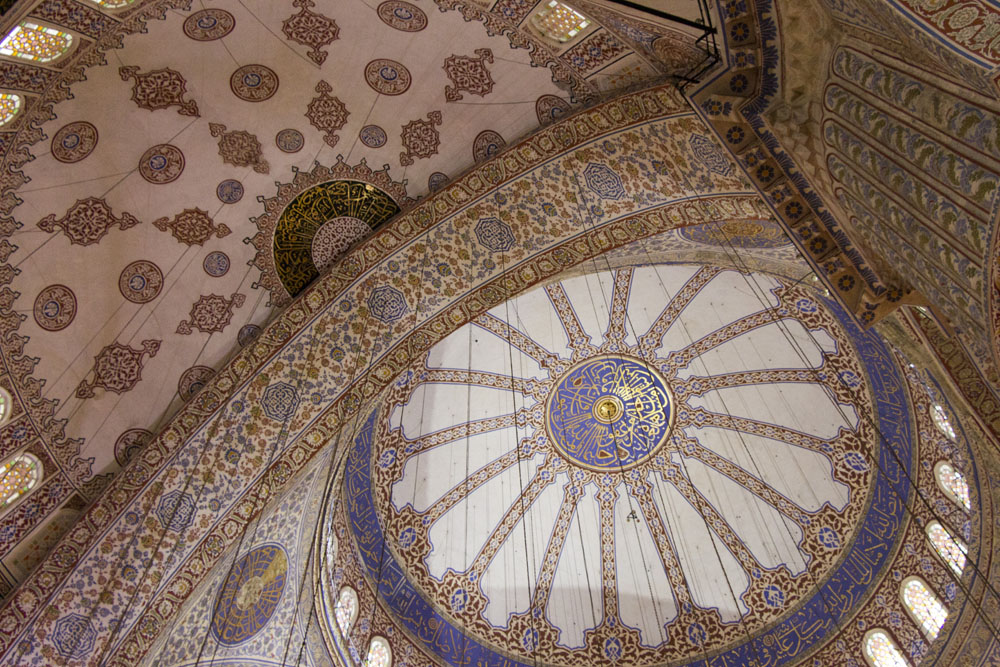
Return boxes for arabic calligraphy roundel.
[210,544,288,646]
[547,356,673,470]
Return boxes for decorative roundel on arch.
[230,64,279,102]
[119,261,163,304]
[33,284,76,331]
[377,1,428,31]
[275,128,304,153]
[359,125,387,148]
[210,543,288,646]
[114,428,150,467]
[272,180,401,297]
[473,129,505,162]
[364,59,411,96]
[138,144,184,184]
[51,122,97,163]
[183,9,236,41]
[677,219,792,249]
[331,264,914,667]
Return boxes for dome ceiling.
[333,262,913,665]
[0,0,709,526]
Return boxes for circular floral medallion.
[138,144,185,184]
[178,365,215,402]
[211,544,288,646]
[238,324,261,348]
[217,179,244,204]
[359,125,387,148]
[119,261,164,304]
[184,9,236,41]
[376,1,428,31]
[230,64,279,102]
[310,216,372,274]
[33,284,76,331]
[51,122,98,164]
[115,428,151,467]
[546,356,673,471]
[364,59,411,96]
[203,251,230,277]
[275,129,304,153]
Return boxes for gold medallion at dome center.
[593,396,624,423]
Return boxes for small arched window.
[88,0,138,7]
[0,94,21,128]
[0,22,73,63]
[0,452,41,513]
[862,629,910,667]
[930,404,956,440]
[335,586,358,636]
[530,1,590,43]
[0,385,12,426]
[901,577,948,640]
[366,635,392,667]
[926,521,967,576]
[935,461,971,511]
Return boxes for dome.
[318,262,922,666]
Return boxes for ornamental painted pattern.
[50,121,98,163]
[176,293,246,335]
[282,0,339,65]
[342,265,908,665]
[183,9,235,41]
[305,81,348,148]
[75,339,160,398]
[400,111,441,165]
[443,48,494,101]
[119,66,199,116]
[209,123,268,173]
[38,198,140,246]
[153,208,230,246]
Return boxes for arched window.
[0,385,12,426]
[930,404,956,440]
[0,452,41,513]
[0,22,73,63]
[88,0,138,7]
[901,577,948,640]
[366,635,392,667]
[530,1,590,43]
[934,461,971,511]
[862,629,910,667]
[926,521,967,576]
[0,94,21,128]
[335,586,358,636]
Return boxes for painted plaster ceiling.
[326,261,905,666]
[3,0,712,508]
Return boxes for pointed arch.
[934,461,971,511]
[335,586,358,636]
[901,576,948,641]
[0,452,42,515]
[366,635,392,667]
[862,629,911,667]
[926,520,967,576]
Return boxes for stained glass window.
[931,404,956,440]
[335,586,358,636]
[0,452,41,512]
[530,1,590,42]
[901,577,948,640]
[863,629,910,667]
[89,0,138,7]
[0,22,73,63]
[935,461,971,511]
[926,521,967,576]
[0,94,21,128]
[366,636,391,667]
[0,386,11,426]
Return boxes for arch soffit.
[1,80,770,663]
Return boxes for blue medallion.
[546,356,672,470]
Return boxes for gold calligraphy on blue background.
[210,543,288,646]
